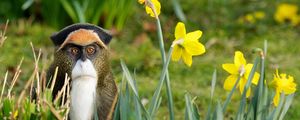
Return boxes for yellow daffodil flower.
[171,22,205,67]
[238,11,265,24]
[274,3,300,26]
[270,69,297,107]
[222,51,260,97]
[245,14,256,23]
[254,11,265,19]
[138,0,161,18]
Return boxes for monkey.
[47,23,118,120]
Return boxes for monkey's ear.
[95,29,112,45]
[50,32,63,46]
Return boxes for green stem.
[222,76,241,112]
[256,55,265,119]
[156,18,175,120]
[149,45,174,119]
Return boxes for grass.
[1,20,300,120]
[1,0,300,119]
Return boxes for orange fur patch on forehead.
[57,29,107,51]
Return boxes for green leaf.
[22,0,34,10]
[3,98,14,117]
[171,0,186,22]
[279,94,294,120]
[185,93,193,120]
[236,57,260,120]
[184,93,200,120]
[206,69,217,120]
[267,93,285,120]
[59,0,78,22]
[216,101,223,120]
[222,76,241,112]
[73,0,85,23]
[148,47,174,117]
[213,101,223,120]
[120,60,151,119]
[23,98,36,120]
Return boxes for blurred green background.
[0,0,299,119]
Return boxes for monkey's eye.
[69,47,79,55]
[86,46,95,55]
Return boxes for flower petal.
[182,50,192,67]
[186,30,202,41]
[222,64,239,75]
[171,45,182,61]
[244,64,260,85]
[234,51,246,68]
[239,77,252,98]
[145,6,155,17]
[145,0,161,17]
[183,40,205,56]
[152,0,161,16]
[239,78,246,95]
[175,22,186,40]
[223,75,238,91]
[246,87,251,98]
[251,72,260,85]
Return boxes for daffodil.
[270,69,297,107]
[254,11,265,19]
[171,22,205,67]
[222,51,260,97]
[138,0,161,18]
[238,11,265,24]
[274,3,300,26]
[245,14,256,23]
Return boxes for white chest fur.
[70,60,97,120]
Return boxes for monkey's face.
[56,42,110,84]
[50,24,112,82]
[62,43,101,80]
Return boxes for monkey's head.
[50,23,112,83]
[49,23,117,120]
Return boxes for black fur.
[50,23,112,46]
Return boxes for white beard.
[70,59,97,120]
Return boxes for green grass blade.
[192,97,200,120]
[133,72,142,120]
[210,69,217,100]
[59,0,77,22]
[121,61,139,96]
[222,76,241,112]
[213,101,223,120]
[155,18,175,120]
[148,47,174,117]
[254,50,266,119]
[120,60,151,119]
[120,75,127,120]
[155,97,162,113]
[184,93,200,120]
[184,93,193,120]
[205,69,217,120]
[73,1,85,23]
[267,93,285,120]
[216,101,223,120]
[171,0,187,22]
[279,94,294,120]
[22,0,34,10]
[236,57,260,119]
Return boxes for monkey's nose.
[80,54,87,61]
